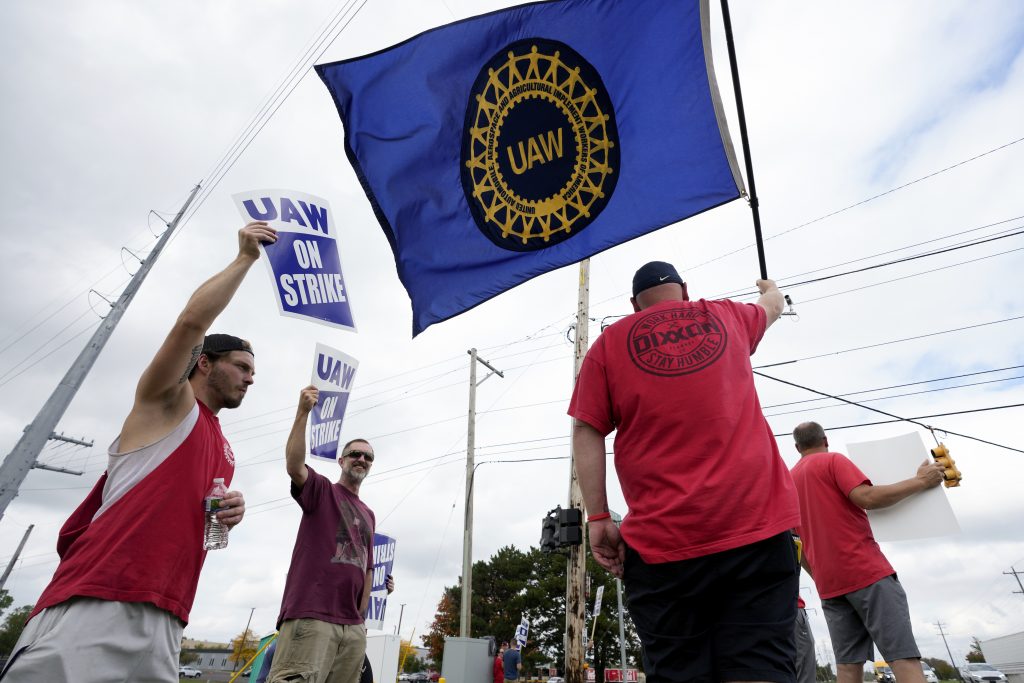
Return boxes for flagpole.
[719,0,769,280]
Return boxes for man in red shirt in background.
[570,261,800,683]
[790,421,945,683]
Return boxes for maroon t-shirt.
[568,298,799,563]
[276,465,375,628]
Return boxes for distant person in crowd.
[790,421,945,683]
[795,595,816,683]
[793,533,817,683]
[494,641,507,683]
[267,385,377,683]
[569,261,799,682]
[0,222,276,683]
[503,640,522,682]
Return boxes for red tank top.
[31,401,235,624]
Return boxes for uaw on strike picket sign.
[364,533,397,630]
[233,189,356,331]
[309,343,358,462]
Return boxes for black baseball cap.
[632,261,684,297]
[202,334,254,357]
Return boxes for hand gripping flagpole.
[720,0,769,280]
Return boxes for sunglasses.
[343,450,375,463]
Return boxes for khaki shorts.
[268,618,367,683]
[0,597,183,683]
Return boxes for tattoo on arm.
[179,344,203,384]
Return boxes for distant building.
[182,647,235,673]
[980,631,1024,683]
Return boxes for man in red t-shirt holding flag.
[570,261,800,683]
[790,421,944,683]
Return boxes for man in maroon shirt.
[268,385,377,683]
[790,421,944,683]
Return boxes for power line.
[763,374,1024,419]
[756,314,1024,369]
[719,215,1024,298]
[762,364,1024,409]
[174,0,370,239]
[729,226,1024,298]
[685,135,1024,273]
[756,371,1023,454]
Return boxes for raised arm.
[134,222,276,411]
[848,459,945,510]
[286,386,319,488]
[755,278,784,329]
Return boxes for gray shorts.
[822,574,921,664]
[0,597,183,682]
[794,608,816,683]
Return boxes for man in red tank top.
[0,222,277,683]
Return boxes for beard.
[344,466,368,484]
[207,365,244,409]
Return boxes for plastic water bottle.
[203,478,229,550]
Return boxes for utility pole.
[1004,566,1024,596]
[0,524,34,591]
[459,348,503,638]
[396,602,406,637]
[935,621,961,680]
[0,183,201,523]
[565,259,590,683]
[610,511,628,683]
[233,607,256,673]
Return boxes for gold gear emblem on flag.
[461,39,619,251]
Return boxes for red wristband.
[587,511,612,523]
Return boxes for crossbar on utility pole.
[1004,566,1024,596]
[0,183,201,524]
[460,348,504,638]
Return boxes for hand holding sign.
[238,221,278,260]
[309,343,359,461]
[297,385,319,415]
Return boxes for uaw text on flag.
[309,343,358,461]
[316,0,744,335]
[233,189,357,332]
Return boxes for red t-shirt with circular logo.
[568,298,799,563]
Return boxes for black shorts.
[624,531,799,683]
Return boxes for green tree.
[923,657,957,680]
[966,637,985,663]
[815,662,834,681]
[423,545,642,675]
[0,605,33,657]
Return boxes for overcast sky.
[1,0,1023,671]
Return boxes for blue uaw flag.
[316,0,744,335]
